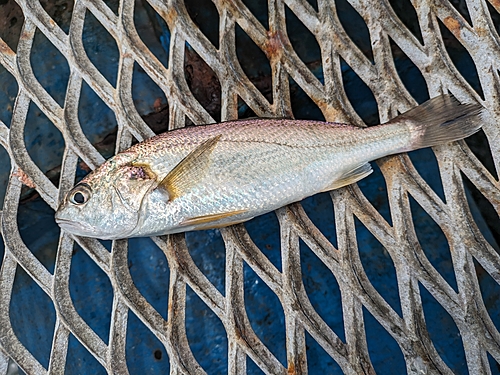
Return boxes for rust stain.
[0,40,15,56]
[79,160,91,173]
[287,361,296,374]
[263,30,285,60]
[13,169,36,189]
[443,16,462,39]
[159,6,177,27]
[20,30,32,40]
[475,26,488,37]
[489,0,500,11]
[154,97,163,112]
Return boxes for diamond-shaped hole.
[364,307,405,374]
[300,239,345,341]
[448,0,473,26]
[17,196,59,274]
[102,0,119,16]
[305,330,343,372]
[419,284,468,374]
[389,37,429,104]
[82,9,119,87]
[134,0,170,69]
[185,285,228,373]
[409,196,458,292]
[132,62,169,134]
[474,259,500,333]
[335,0,374,63]
[98,239,112,252]
[24,101,65,189]
[69,242,113,344]
[39,0,74,34]
[75,157,93,183]
[0,236,3,271]
[237,95,258,118]
[462,173,500,252]
[128,237,170,320]
[65,333,107,373]
[78,81,118,159]
[245,211,282,272]
[407,147,445,202]
[301,192,337,248]
[10,266,56,369]
[0,65,18,127]
[358,161,392,226]
[305,0,318,12]
[30,29,70,108]
[126,311,170,374]
[0,0,24,52]
[289,76,325,120]
[185,0,219,49]
[236,23,272,102]
[185,229,225,296]
[340,57,379,126]
[184,45,222,122]
[285,5,323,83]
[437,18,484,100]
[387,0,424,44]
[464,129,498,181]
[486,1,500,31]
[355,217,403,318]
[0,144,10,207]
[241,0,269,30]
[244,262,286,367]
[247,356,266,374]
[488,353,500,374]
[409,196,458,293]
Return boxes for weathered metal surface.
[0,0,499,374]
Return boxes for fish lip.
[55,217,97,235]
[55,217,130,240]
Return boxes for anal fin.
[181,209,248,227]
[198,218,254,230]
[322,163,373,192]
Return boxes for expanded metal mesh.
[1,0,500,373]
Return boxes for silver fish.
[55,95,483,240]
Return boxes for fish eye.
[69,184,92,205]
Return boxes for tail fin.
[391,95,484,151]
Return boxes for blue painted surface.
[1,1,500,374]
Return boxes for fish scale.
[55,95,484,240]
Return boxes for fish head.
[55,152,158,240]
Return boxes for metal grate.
[1,0,500,373]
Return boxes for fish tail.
[390,95,484,152]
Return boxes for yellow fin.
[159,135,221,200]
[181,209,248,226]
[195,218,253,230]
[322,163,373,191]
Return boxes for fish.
[55,95,484,240]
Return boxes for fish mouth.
[55,217,97,236]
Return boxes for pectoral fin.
[181,209,249,226]
[322,163,373,191]
[158,135,221,200]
